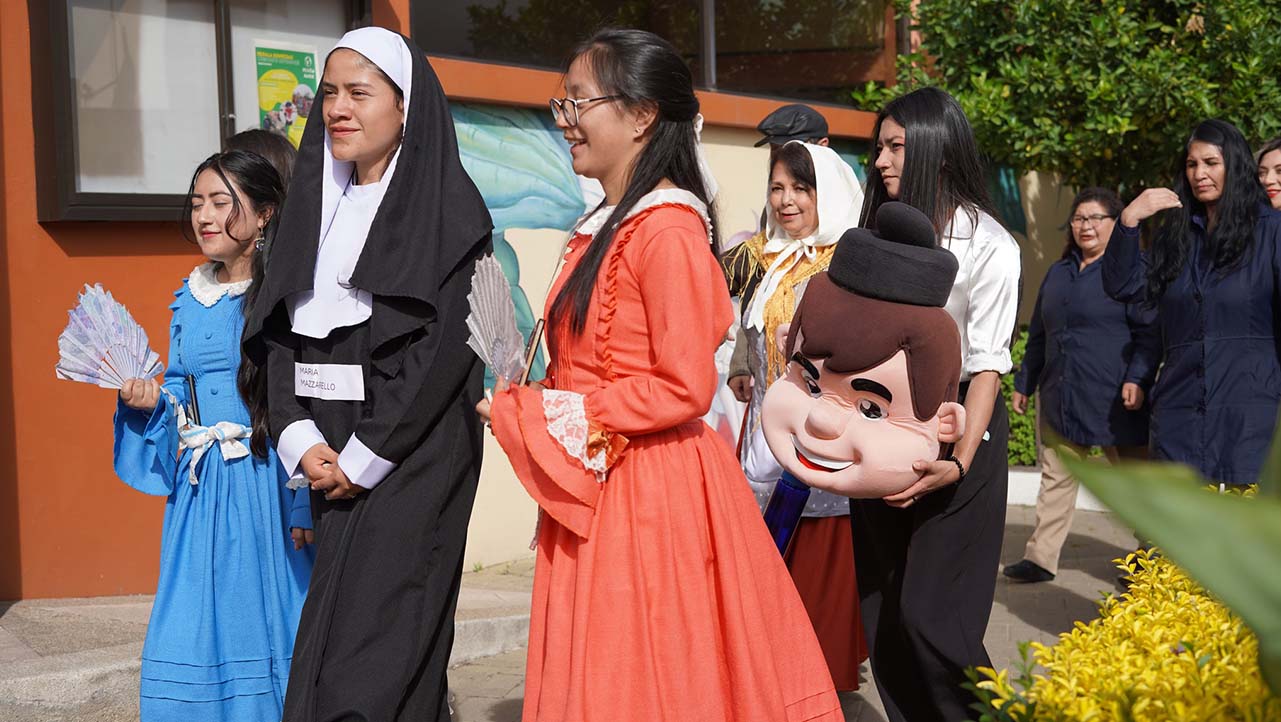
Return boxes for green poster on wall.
[255,42,318,149]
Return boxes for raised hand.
[1120,188,1182,227]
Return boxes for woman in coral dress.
[477,28,841,722]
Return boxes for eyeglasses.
[1069,213,1114,227]
[549,95,621,127]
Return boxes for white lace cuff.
[543,390,609,482]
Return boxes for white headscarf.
[288,27,415,339]
[744,141,864,331]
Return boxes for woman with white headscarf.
[243,27,492,721]
[721,140,868,691]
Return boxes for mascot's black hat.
[827,202,957,307]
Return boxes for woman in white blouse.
[851,87,1021,722]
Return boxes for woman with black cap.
[242,27,492,721]
[853,87,1021,722]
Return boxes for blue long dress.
[1102,207,1281,484]
[113,266,314,721]
[1016,249,1161,447]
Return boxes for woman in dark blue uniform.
[1005,187,1160,583]
[1103,119,1281,486]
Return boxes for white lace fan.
[465,254,527,383]
[56,283,163,389]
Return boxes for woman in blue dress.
[113,149,314,720]
[1005,187,1160,583]
[1103,119,1281,485]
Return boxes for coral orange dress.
[492,190,842,722]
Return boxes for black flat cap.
[755,104,829,147]
[828,202,958,307]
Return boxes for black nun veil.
[245,30,491,356]
[244,28,492,722]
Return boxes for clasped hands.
[300,443,367,501]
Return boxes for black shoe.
[1003,559,1055,583]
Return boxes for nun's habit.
[243,28,492,721]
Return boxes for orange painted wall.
[0,2,208,600]
[0,0,413,603]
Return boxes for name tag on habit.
[295,363,365,401]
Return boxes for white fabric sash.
[179,421,251,486]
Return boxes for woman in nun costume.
[243,27,492,721]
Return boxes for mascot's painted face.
[761,328,965,498]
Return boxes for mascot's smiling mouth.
[790,436,854,473]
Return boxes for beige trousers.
[1023,431,1147,574]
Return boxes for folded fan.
[56,283,163,389]
[465,254,527,383]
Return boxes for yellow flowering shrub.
[967,548,1281,721]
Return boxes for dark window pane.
[413,1,702,78]
[714,0,887,104]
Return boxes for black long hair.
[224,129,298,190]
[181,150,285,457]
[1061,187,1123,260]
[551,28,720,334]
[860,87,1000,237]
[1147,119,1265,302]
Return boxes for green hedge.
[1005,328,1037,467]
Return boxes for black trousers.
[850,382,1009,722]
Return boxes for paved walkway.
[0,506,1137,721]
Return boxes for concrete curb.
[450,614,530,668]
[0,611,534,708]
[1007,467,1107,511]
[0,642,141,708]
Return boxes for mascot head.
[761,202,966,498]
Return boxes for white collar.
[576,188,713,244]
[188,262,251,308]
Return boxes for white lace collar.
[188,262,251,308]
[576,188,714,244]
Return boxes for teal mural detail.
[451,103,589,384]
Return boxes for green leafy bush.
[854,0,1281,193]
[1006,328,1037,467]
